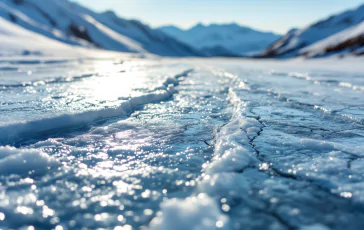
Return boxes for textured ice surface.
[0,57,364,230]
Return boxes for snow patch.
[204,114,259,174]
[148,194,229,230]
[0,146,59,177]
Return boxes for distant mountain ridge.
[2,0,364,58]
[261,4,364,58]
[158,23,281,56]
[0,0,204,57]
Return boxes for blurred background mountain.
[1,0,364,58]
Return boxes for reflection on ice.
[0,58,364,229]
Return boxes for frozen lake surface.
[0,56,364,230]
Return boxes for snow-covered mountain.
[0,15,126,58]
[262,4,364,58]
[302,20,364,57]
[159,23,281,56]
[0,0,203,57]
[0,15,80,56]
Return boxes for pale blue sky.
[74,0,364,34]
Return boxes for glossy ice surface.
[0,57,364,230]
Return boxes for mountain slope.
[0,0,203,57]
[302,20,364,57]
[0,16,123,58]
[262,4,364,58]
[159,23,281,56]
[0,16,71,56]
[96,11,203,57]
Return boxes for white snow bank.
[204,88,261,174]
[148,194,229,230]
[198,172,252,199]
[204,113,259,174]
[0,146,59,177]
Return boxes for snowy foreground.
[0,55,364,230]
